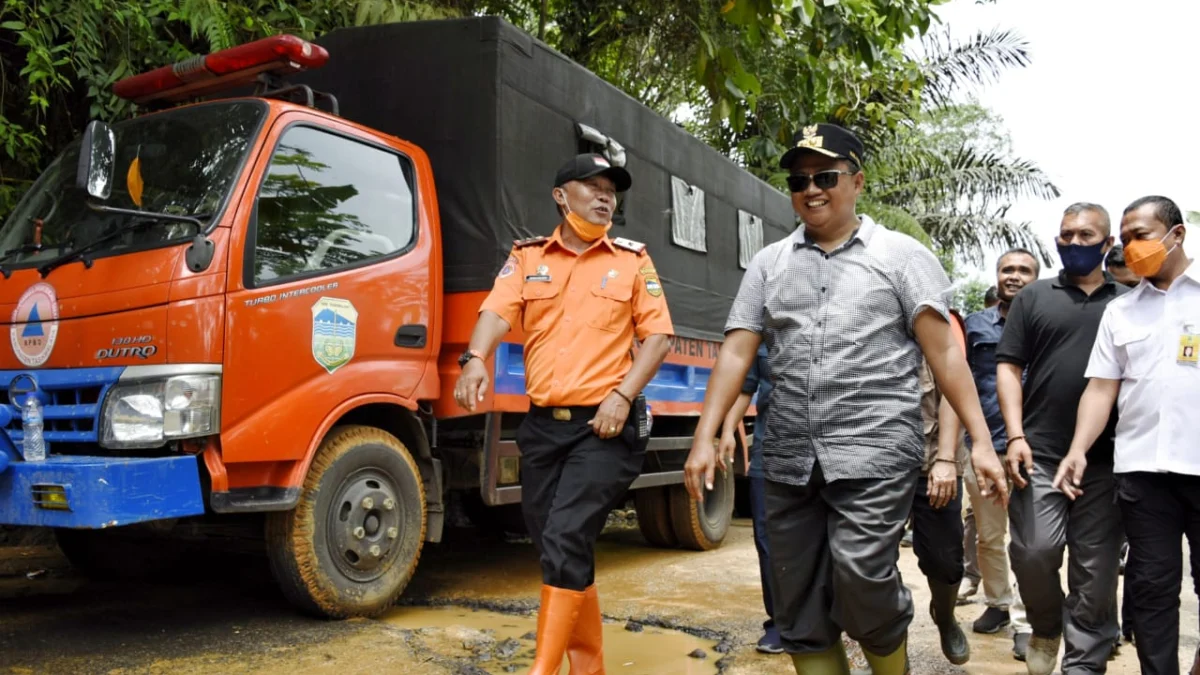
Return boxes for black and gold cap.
[778,123,864,169]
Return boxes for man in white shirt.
[1054,195,1200,675]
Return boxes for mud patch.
[383,605,723,674]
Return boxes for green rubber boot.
[861,636,910,675]
[790,641,852,675]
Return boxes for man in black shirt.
[996,202,1128,675]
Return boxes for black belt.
[528,404,600,422]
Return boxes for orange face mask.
[561,200,612,242]
[1124,226,1181,278]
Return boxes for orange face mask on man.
[564,209,611,242]
[1124,226,1181,278]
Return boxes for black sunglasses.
[786,170,856,193]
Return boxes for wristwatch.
[458,349,483,368]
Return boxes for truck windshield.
[0,100,265,271]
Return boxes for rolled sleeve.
[1085,308,1122,380]
[725,246,770,334]
[478,248,526,328]
[898,247,952,333]
[995,290,1030,367]
[631,253,674,340]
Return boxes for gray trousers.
[1009,459,1122,673]
[765,462,918,656]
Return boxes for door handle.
[394,324,427,348]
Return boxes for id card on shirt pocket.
[1179,330,1200,366]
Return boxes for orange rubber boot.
[567,584,605,674]
[530,585,586,675]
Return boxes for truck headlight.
[100,374,221,449]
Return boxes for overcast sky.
[928,0,1199,280]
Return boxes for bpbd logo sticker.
[10,282,59,367]
[311,297,358,373]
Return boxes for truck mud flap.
[0,455,206,528]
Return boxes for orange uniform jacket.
[480,226,674,407]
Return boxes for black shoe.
[1013,632,1030,661]
[930,600,970,665]
[972,607,1011,634]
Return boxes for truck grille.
[0,368,124,444]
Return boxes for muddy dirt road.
[0,514,1195,674]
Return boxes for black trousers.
[912,475,966,586]
[765,461,918,656]
[749,475,777,631]
[1009,459,1121,673]
[517,405,646,591]
[1117,471,1200,675]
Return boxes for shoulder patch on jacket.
[612,237,647,254]
[513,236,549,248]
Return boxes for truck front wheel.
[266,425,426,619]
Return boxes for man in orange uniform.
[454,153,673,674]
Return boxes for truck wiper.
[37,207,208,279]
[0,244,45,280]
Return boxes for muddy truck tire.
[266,425,425,619]
[633,487,677,548]
[668,468,734,551]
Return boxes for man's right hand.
[454,358,490,412]
[684,436,718,503]
[1006,437,1034,489]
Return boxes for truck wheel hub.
[327,469,402,581]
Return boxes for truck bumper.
[0,454,206,528]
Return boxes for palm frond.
[921,28,1030,107]
[917,210,1052,268]
[869,144,1060,210]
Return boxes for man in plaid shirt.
[685,123,1009,675]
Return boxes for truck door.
[223,113,434,464]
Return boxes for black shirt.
[995,272,1128,465]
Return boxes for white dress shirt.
[1086,260,1200,476]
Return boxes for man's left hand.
[588,391,631,439]
[1052,451,1088,501]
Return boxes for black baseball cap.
[554,153,632,192]
[778,123,865,170]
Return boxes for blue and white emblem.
[311,297,358,374]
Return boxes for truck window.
[250,125,416,285]
[0,100,265,271]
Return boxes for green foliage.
[1,0,952,223]
[859,28,1059,269]
[951,277,990,315]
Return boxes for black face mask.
[1057,241,1106,276]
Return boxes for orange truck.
[0,17,794,617]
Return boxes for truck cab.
[0,36,447,617]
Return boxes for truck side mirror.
[76,120,116,200]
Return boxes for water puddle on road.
[383,605,721,675]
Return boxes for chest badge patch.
[312,297,358,374]
[498,256,517,279]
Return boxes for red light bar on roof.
[113,35,329,105]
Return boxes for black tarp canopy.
[299,17,795,341]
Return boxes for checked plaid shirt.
[725,215,953,486]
